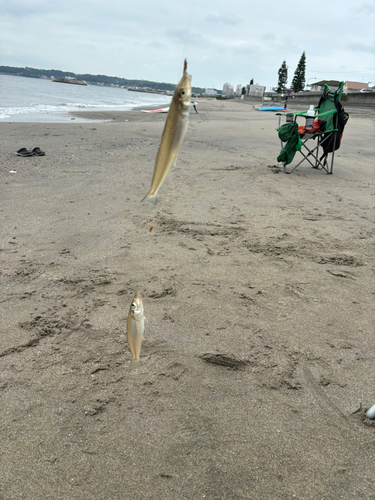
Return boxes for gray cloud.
[353,3,375,15]
[0,0,374,89]
[205,12,242,26]
[347,41,375,53]
[261,33,276,41]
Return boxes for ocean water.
[0,74,171,122]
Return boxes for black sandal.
[32,147,46,156]
[16,148,33,157]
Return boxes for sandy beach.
[1,99,374,499]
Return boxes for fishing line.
[181,5,194,61]
[177,0,194,78]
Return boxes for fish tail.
[141,193,158,204]
[129,359,142,370]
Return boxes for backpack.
[318,89,349,161]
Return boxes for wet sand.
[1,100,374,499]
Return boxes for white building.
[204,88,217,96]
[223,83,234,95]
[247,84,265,97]
[236,84,243,95]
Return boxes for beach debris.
[200,353,248,370]
[366,404,375,420]
[327,270,348,278]
[149,225,153,232]
[142,59,192,202]
[9,170,17,174]
[127,292,145,369]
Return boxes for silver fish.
[143,59,192,202]
[127,292,145,369]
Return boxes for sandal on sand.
[16,148,33,157]
[32,147,45,156]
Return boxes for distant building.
[310,80,369,93]
[235,84,243,96]
[223,83,234,95]
[247,84,265,97]
[344,81,369,93]
[204,88,217,96]
[310,80,340,92]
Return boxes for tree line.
[0,66,205,94]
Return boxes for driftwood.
[200,353,248,370]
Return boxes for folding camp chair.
[276,81,348,174]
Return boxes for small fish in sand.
[127,292,145,369]
[142,59,192,202]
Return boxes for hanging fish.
[142,59,192,202]
[127,292,145,369]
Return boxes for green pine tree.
[291,52,306,92]
[277,61,288,94]
[250,78,254,85]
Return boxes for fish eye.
[179,89,185,96]
[131,302,136,309]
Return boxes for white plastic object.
[366,404,375,420]
[306,105,315,116]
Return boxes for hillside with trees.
[0,66,205,94]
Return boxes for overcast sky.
[1,0,374,90]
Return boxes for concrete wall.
[280,92,375,107]
[341,92,375,106]
[242,95,263,102]
[242,92,375,107]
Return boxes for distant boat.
[141,107,170,113]
[53,78,87,86]
[141,102,198,114]
[258,106,287,111]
